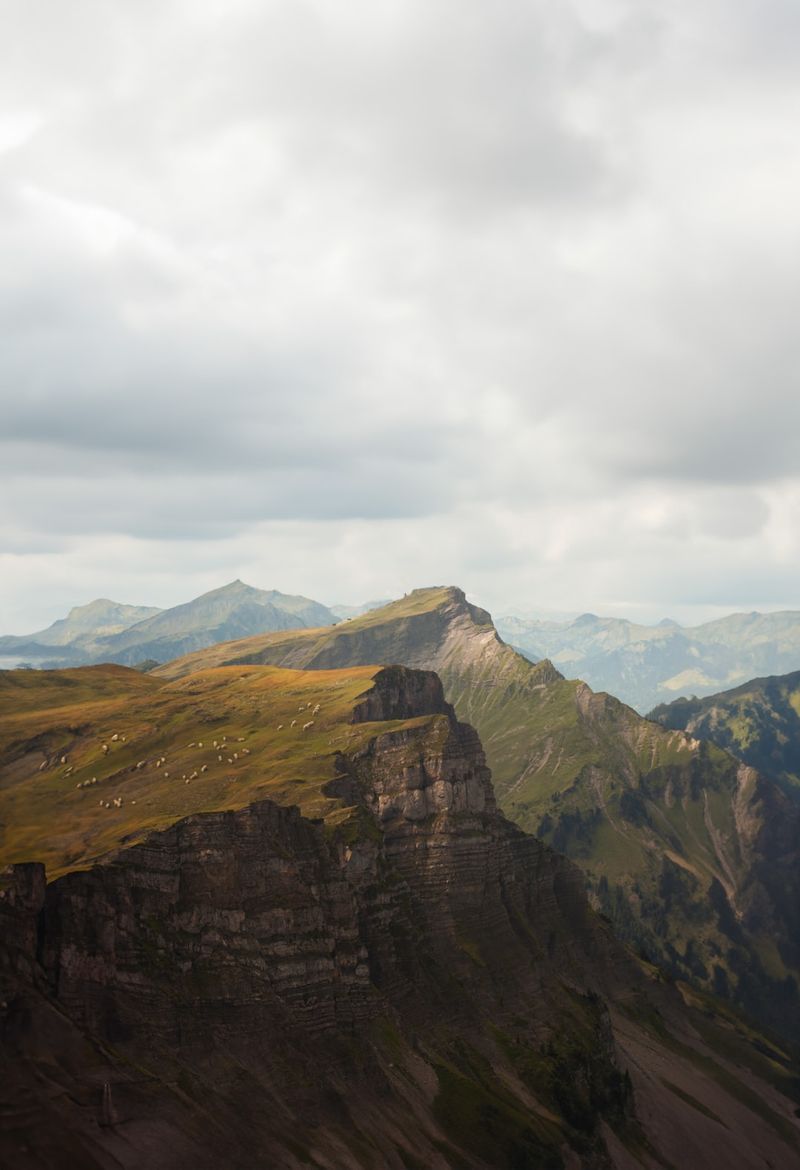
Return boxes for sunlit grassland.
[0,662,426,879]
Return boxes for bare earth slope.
[156,588,800,1042]
[1,663,799,1168]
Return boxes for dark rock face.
[1,667,799,1169]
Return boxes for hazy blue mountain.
[91,580,336,665]
[0,599,163,666]
[497,609,800,712]
[0,582,337,669]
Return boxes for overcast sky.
[2,0,800,632]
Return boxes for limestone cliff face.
[2,667,799,1170]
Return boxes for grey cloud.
[2,1,800,628]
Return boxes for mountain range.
[2,659,799,1168]
[0,581,337,668]
[497,610,800,713]
[155,587,800,1044]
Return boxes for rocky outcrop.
[2,666,799,1169]
[162,589,800,1042]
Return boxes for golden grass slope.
[0,662,425,879]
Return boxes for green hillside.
[650,669,800,800]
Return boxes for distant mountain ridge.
[0,582,337,668]
[0,599,163,664]
[497,609,800,712]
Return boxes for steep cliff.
[2,665,799,1169]
[154,589,800,1041]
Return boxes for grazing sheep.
[198,742,203,748]
[241,748,250,755]
[237,737,245,742]
[187,742,196,749]
[164,771,170,778]
[200,765,208,773]
[233,752,238,760]
[291,720,297,728]
[110,734,119,742]
[102,744,109,754]
[184,779,190,785]
[218,755,223,761]
[39,761,47,771]
[60,756,68,765]
[303,721,314,731]
[277,724,284,730]
[121,736,126,742]
[136,761,145,770]
[91,777,97,784]
[313,704,321,715]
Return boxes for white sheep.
[302,721,314,731]
[110,733,119,742]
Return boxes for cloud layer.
[2,0,799,630]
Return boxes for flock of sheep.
[53,696,326,813]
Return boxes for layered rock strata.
[1,667,798,1169]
